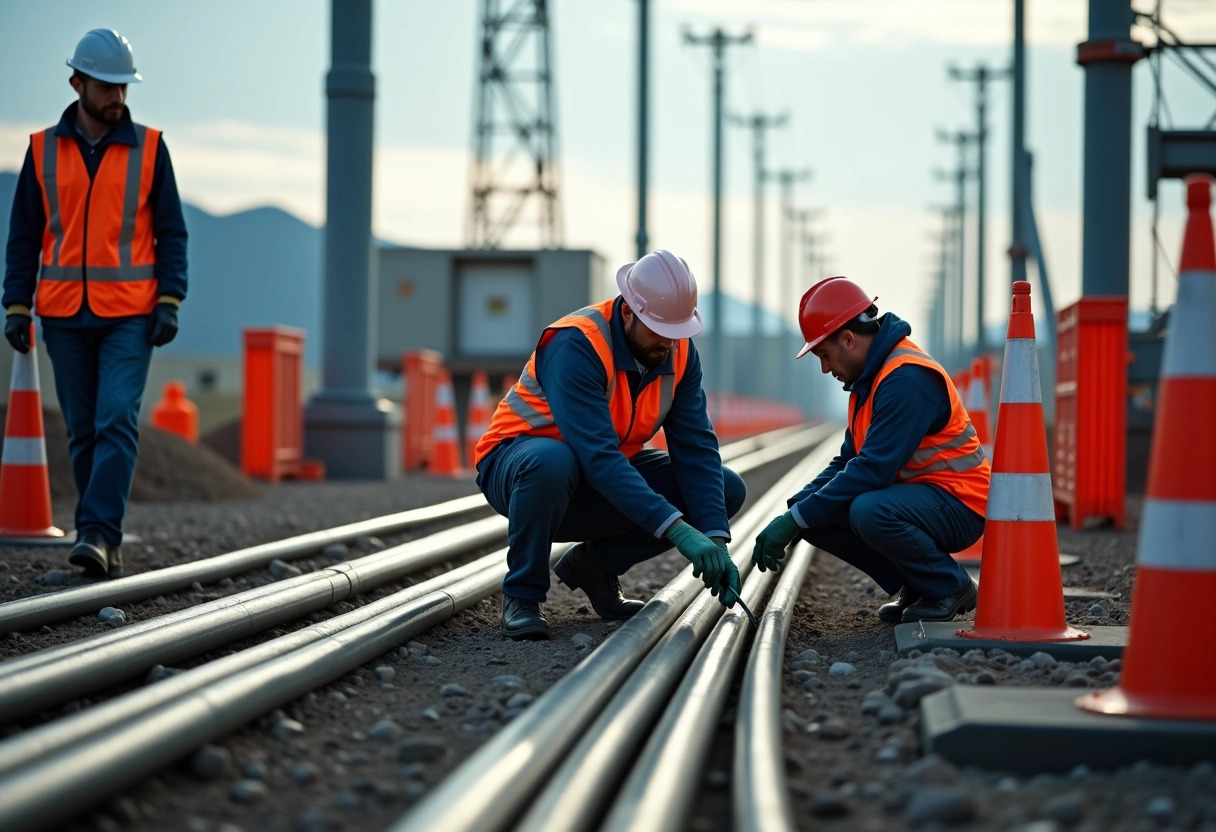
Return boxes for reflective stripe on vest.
[473,298,689,467]
[31,124,160,317]
[848,337,990,516]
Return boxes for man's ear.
[69,75,82,95]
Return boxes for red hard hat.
[795,276,878,359]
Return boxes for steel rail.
[0,545,549,832]
[600,555,778,832]
[0,427,812,634]
[0,424,834,830]
[733,542,815,832]
[0,549,505,777]
[518,437,837,832]
[0,425,832,723]
[0,516,508,722]
[388,429,840,832]
[0,492,492,633]
[515,559,733,832]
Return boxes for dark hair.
[830,304,881,340]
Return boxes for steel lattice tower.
[467,0,563,249]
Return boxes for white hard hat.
[67,29,142,84]
[615,250,703,339]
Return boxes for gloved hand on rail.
[4,308,31,354]
[752,512,801,573]
[667,522,737,606]
[710,536,741,608]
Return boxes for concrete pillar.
[304,0,402,479]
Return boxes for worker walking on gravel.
[751,277,988,622]
[3,29,188,579]
[474,250,746,640]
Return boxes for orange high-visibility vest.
[30,124,160,317]
[848,337,990,515]
[473,299,690,468]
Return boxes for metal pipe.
[515,432,836,832]
[0,517,508,722]
[0,556,526,832]
[733,543,815,832]
[0,551,501,776]
[601,549,778,831]
[0,493,491,633]
[389,437,839,832]
[0,427,826,724]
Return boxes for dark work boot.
[877,585,919,623]
[554,543,645,621]
[106,541,124,579]
[68,530,109,578]
[901,579,979,623]
[501,596,550,640]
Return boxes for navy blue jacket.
[3,103,188,325]
[788,312,969,527]
[495,297,730,541]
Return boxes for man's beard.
[81,96,122,126]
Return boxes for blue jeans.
[42,317,153,545]
[800,483,982,600]
[477,436,747,602]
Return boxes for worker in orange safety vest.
[3,29,188,579]
[751,277,989,623]
[474,250,746,640]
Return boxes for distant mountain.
[1,170,324,362]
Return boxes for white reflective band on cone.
[10,353,39,392]
[998,339,1042,404]
[434,426,458,441]
[1161,271,1216,378]
[986,473,1055,522]
[0,437,48,466]
[1137,499,1216,570]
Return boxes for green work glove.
[752,512,801,573]
[667,522,731,597]
[713,541,742,609]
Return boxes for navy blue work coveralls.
[4,103,189,545]
[476,298,746,603]
[786,314,982,600]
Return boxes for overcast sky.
[2,0,1215,344]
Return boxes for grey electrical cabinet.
[377,247,604,376]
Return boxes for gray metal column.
[1010,0,1028,288]
[1078,0,1143,296]
[305,0,402,479]
[635,0,649,260]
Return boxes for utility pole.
[936,130,975,370]
[948,64,1009,357]
[730,111,788,348]
[763,168,812,333]
[729,111,787,396]
[635,0,650,260]
[684,27,752,394]
[791,209,826,295]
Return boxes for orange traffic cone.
[429,369,464,477]
[950,361,995,565]
[0,323,65,540]
[957,281,1088,643]
[1076,174,1216,719]
[465,371,491,469]
[151,380,199,444]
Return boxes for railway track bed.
[0,431,1208,832]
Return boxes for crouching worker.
[751,277,989,623]
[473,250,747,640]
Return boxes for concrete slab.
[894,621,1128,659]
[961,566,1117,601]
[922,685,1216,773]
